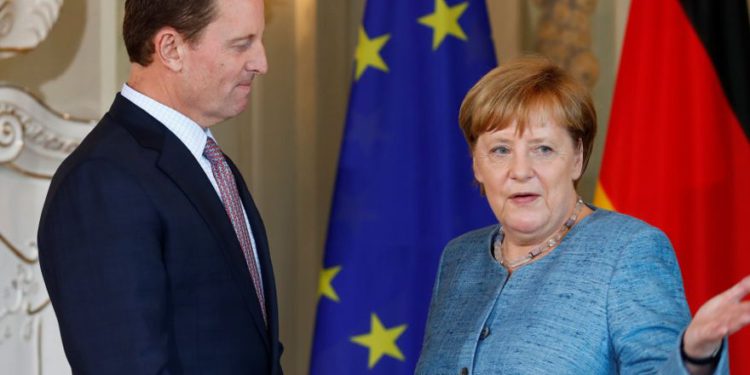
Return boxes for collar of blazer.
[106,94,275,351]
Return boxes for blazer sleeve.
[38,159,174,374]
[606,226,729,374]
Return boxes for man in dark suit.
[37,0,282,373]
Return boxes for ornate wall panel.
[0,84,94,374]
[533,0,600,88]
[0,0,63,59]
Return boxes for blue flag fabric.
[310,1,497,373]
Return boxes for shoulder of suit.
[50,112,154,188]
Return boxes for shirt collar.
[120,83,215,159]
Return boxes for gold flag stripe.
[593,181,615,211]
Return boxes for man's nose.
[249,41,268,75]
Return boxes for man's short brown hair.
[123,0,217,66]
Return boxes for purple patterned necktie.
[203,137,266,324]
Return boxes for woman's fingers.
[683,276,750,358]
[725,301,750,336]
[723,275,750,303]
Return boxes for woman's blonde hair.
[459,56,597,184]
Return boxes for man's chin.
[230,101,249,118]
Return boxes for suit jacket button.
[479,326,490,340]
[460,367,469,375]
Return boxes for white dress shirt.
[120,84,263,283]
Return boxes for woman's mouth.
[509,193,540,204]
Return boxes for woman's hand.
[683,275,750,359]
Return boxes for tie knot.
[203,137,223,163]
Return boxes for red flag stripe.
[597,0,750,372]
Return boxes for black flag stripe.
[679,0,750,138]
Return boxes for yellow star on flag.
[318,265,342,302]
[418,0,469,50]
[350,313,408,369]
[354,26,391,80]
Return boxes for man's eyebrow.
[228,33,257,42]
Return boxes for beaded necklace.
[494,196,584,270]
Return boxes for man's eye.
[233,41,251,51]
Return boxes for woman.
[415,57,749,374]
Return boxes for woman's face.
[472,111,583,244]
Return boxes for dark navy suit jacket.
[38,95,283,374]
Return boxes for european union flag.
[310,1,497,373]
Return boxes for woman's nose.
[508,153,533,181]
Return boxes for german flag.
[595,0,749,371]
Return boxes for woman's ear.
[473,152,488,196]
[572,138,584,180]
[472,152,484,184]
[154,27,184,72]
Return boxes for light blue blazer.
[416,208,728,374]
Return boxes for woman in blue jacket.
[416,57,749,375]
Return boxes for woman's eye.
[490,146,510,155]
[537,145,553,154]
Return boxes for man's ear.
[153,27,184,72]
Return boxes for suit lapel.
[226,158,280,348]
[109,95,272,352]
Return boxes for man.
[37,0,283,373]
